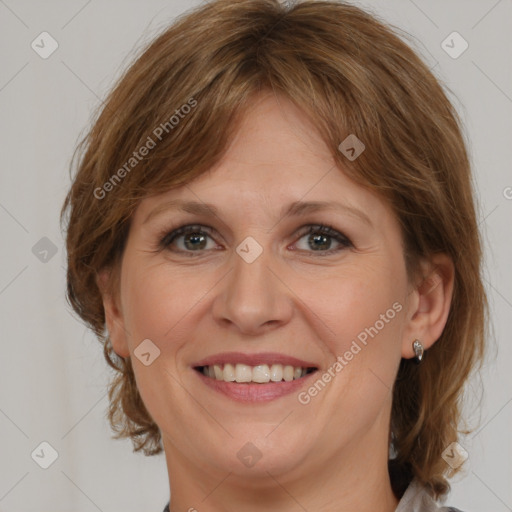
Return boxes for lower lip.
[194,369,318,403]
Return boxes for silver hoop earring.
[412,339,424,362]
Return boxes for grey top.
[396,478,464,512]
[162,478,465,512]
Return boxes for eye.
[159,224,217,255]
[158,223,353,256]
[293,224,353,255]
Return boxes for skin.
[99,91,454,512]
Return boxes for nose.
[211,239,293,336]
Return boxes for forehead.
[134,93,382,215]
[132,92,393,230]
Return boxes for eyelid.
[158,224,216,248]
[156,222,353,256]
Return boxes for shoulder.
[396,479,467,512]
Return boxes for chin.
[211,427,314,479]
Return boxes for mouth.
[191,353,320,402]
[194,363,318,383]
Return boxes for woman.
[61,1,487,510]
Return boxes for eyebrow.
[143,199,373,227]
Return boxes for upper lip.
[193,352,318,368]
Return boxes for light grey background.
[0,0,511,511]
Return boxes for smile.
[192,352,320,402]
[195,363,317,383]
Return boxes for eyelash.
[157,223,353,257]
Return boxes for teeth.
[235,364,252,383]
[283,365,294,382]
[252,365,271,383]
[223,363,236,382]
[270,364,283,382]
[201,363,312,383]
[213,365,223,379]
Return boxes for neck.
[163,419,400,512]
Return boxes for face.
[104,91,422,485]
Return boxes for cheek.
[299,260,406,354]
[328,268,407,414]
[120,262,197,426]
[289,262,406,456]
[342,275,404,347]
[120,260,189,351]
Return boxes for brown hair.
[60,0,488,500]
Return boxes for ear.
[401,253,455,359]
[96,268,130,358]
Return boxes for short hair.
[60,0,488,500]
